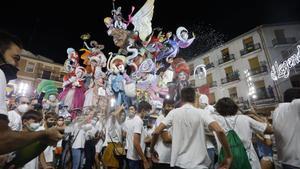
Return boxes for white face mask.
[49,95,56,102]
[128,112,135,118]
[28,122,40,131]
[17,104,30,114]
[91,120,97,126]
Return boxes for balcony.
[218,54,235,66]
[272,37,297,47]
[206,62,215,70]
[221,71,240,84]
[208,81,217,88]
[249,64,268,76]
[240,43,261,56]
[252,96,276,106]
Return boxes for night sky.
[1,0,300,64]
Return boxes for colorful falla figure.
[59,50,86,119]
[107,53,132,106]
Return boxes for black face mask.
[47,122,56,128]
[0,64,19,83]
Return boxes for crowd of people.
[0,30,300,169]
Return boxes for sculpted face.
[110,28,129,47]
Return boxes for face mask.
[91,120,97,126]
[47,122,56,128]
[0,64,19,83]
[128,112,135,118]
[17,104,30,114]
[49,95,56,102]
[65,120,71,126]
[27,122,40,131]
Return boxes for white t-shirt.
[272,99,300,167]
[213,115,267,169]
[72,123,86,149]
[162,103,215,168]
[154,114,172,164]
[103,116,123,146]
[8,110,22,131]
[123,116,134,150]
[95,120,105,153]
[0,69,7,116]
[22,157,38,169]
[126,115,146,161]
[37,126,54,163]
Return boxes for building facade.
[7,50,66,98]
[188,23,300,113]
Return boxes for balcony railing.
[221,71,240,84]
[249,64,268,76]
[272,37,297,46]
[218,54,235,65]
[240,43,261,56]
[206,62,215,70]
[252,96,276,105]
[208,81,217,88]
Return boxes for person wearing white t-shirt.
[102,105,126,169]
[272,88,300,169]
[0,32,63,169]
[38,112,59,169]
[212,97,273,169]
[126,101,152,169]
[8,96,30,131]
[152,99,174,169]
[151,87,232,169]
[21,110,43,169]
[198,94,217,169]
[123,105,137,150]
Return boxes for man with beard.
[151,99,174,169]
[0,31,63,166]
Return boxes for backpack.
[218,116,251,169]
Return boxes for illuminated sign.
[271,45,300,80]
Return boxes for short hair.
[215,97,239,116]
[15,96,28,104]
[181,87,195,103]
[129,105,137,110]
[0,31,23,55]
[22,110,43,122]
[283,88,300,102]
[57,116,64,120]
[163,99,175,107]
[44,112,58,120]
[137,101,152,113]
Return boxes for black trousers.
[152,163,173,169]
[84,140,95,169]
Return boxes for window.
[274,29,286,40]
[206,73,213,84]
[228,87,238,102]
[203,57,210,65]
[209,92,216,105]
[254,80,268,99]
[248,57,260,70]
[190,80,195,87]
[221,48,229,58]
[243,37,254,48]
[224,66,233,76]
[25,62,35,73]
[41,70,51,79]
[189,64,194,75]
